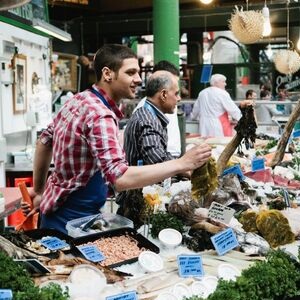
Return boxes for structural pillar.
[153,0,180,67]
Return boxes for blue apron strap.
[90,87,112,110]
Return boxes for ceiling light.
[200,0,213,4]
[262,4,272,37]
[32,19,72,42]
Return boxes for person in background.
[276,83,290,114]
[255,89,282,124]
[77,55,94,92]
[245,89,257,101]
[117,70,182,219]
[191,74,243,137]
[133,60,181,158]
[22,44,212,234]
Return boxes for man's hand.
[21,189,42,218]
[179,143,211,172]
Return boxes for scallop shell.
[274,49,300,75]
[229,7,264,44]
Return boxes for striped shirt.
[116,100,173,211]
[39,84,128,214]
[123,99,174,165]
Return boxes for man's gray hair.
[210,74,226,86]
[146,71,173,98]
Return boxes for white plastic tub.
[66,212,133,238]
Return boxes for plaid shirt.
[40,85,128,214]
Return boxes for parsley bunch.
[184,250,300,300]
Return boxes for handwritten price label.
[106,291,137,300]
[177,255,204,277]
[251,157,265,172]
[0,290,13,300]
[208,202,235,224]
[211,228,239,256]
[40,237,69,251]
[77,245,105,263]
[293,130,300,138]
[222,164,245,180]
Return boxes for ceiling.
[47,0,300,55]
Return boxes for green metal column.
[153,0,180,67]
[153,0,185,154]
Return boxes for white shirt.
[191,86,242,137]
[133,97,181,157]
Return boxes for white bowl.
[191,281,210,298]
[172,283,191,300]
[138,251,164,273]
[158,228,182,248]
[218,263,241,281]
[201,275,218,295]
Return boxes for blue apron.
[40,87,111,234]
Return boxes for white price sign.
[208,201,235,224]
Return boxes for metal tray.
[70,227,159,268]
[4,228,72,258]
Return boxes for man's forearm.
[33,140,53,194]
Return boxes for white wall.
[0,21,51,135]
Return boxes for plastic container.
[158,228,182,248]
[172,283,191,300]
[191,281,209,298]
[217,263,241,281]
[138,251,164,273]
[66,212,133,238]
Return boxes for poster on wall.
[12,54,27,114]
[52,52,77,92]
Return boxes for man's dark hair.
[153,60,180,77]
[246,89,255,99]
[93,44,138,81]
[260,89,271,99]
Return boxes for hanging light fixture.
[262,1,272,37]
[200,0,213,4]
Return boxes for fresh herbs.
[150,211,185,238]
[0,251,69,299]
[184,250,300,300]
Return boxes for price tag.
[177,255,204,277]
[208,202,235,224]
[251,157,265,172]
[0,289,13,300]
[293,130,300,138]
[77,245,105,263]
[106,291,137,300]
[211,228,239,256]
[222,164,245,180]
[40,237,69,251]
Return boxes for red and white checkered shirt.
[39,85,128,214]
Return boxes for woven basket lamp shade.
[274,49,300,75]
[229,7,264,44]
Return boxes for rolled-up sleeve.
[87,113,128,185]
[40,123,54,146]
